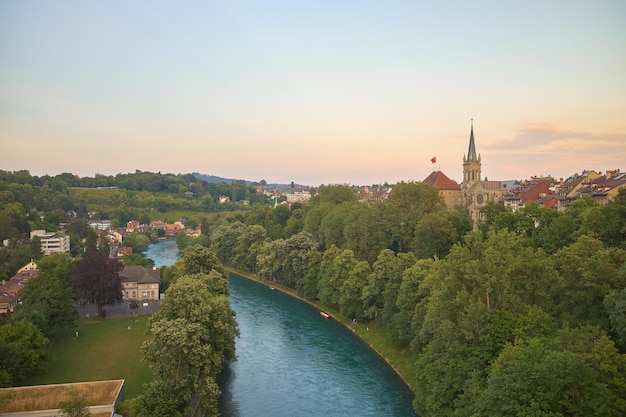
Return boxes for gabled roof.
[423,171,461,190]
[120,265,160,284]
[483,180,505,190]
[0,280,23,296]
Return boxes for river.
[142,239,179,268]
[144,241,417,416]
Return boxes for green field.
[26,317,153,398]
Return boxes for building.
[502,177,554,212]
[460,122,512,223]
[0,380,125,417]
[0,262,39,316]
[576,169,626,205]
[120,265,160,301]
[422,170,461,210]
[29,230,70,255]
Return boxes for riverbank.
[225,267,418,394]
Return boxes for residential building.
[30,230,70,255]
[286,190,312,204]
[89,219,112,230]
[502,177,554,212]
[576,169,626,204]
[120,265,160,301]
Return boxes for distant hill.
[191,172,252,185]
[191,172,307,188]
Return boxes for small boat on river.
[320,311,330,319]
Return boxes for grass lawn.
[25,317,153,398]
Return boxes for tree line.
[186,183,626,417]
[0,169,265,223]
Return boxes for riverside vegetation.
[1,170,626,416]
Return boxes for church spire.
[467,119,477,162]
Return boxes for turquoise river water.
[144,240,417,416]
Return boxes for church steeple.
[463,119,481,187]
[467,119,477,161]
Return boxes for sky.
[1,1,625,186]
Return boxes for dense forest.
[2,170,626,416]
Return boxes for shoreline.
[226,267,417,395]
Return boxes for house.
[120,265,160,301]
[164,222,184,237]
[502,177,554,212]
[0,292,18,317]
[17,260,38,273]
[115,246,133,258]
[577,170,626,205]
[0,261,41,316]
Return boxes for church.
[423,122,513,223]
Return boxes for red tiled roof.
[483,180,504,190]
[423,171,460,190]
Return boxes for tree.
[318,247,356,308]
[343,203,389,264]
[121,253,155,268]
[310,184,356,206]
[70,252,123,317]
[338,260,370,321]
[59,390,91,417]
[13,272,78,335]
[142,263,238,416]
[553,234,626,329]
[477,327,626,417]
[394,259,433,345]
[0,319,49,387]
[384,182,446,252]
[123,231,150,254]
[233,224,269,273]
[477,201,508,235]
[413,212,457,260]
[176,244,224,278]
[604,287,626,351]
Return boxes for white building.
[89,219,112,230]
[286,191,311,204]
[30,230,71,255]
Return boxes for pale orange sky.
[1,1,625,186]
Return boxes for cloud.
[479,124,626,181]
[486,124,626,153]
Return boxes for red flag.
[431,156,436,163]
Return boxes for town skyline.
[1,1,624,186]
